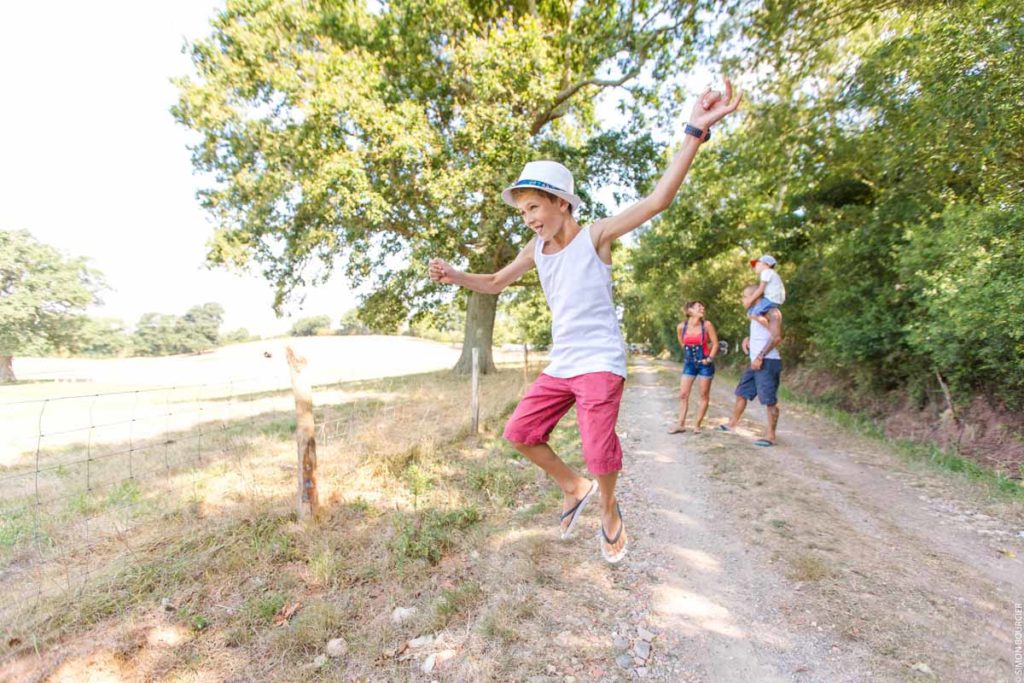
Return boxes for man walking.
[717,284,783,446]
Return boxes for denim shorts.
[682,346,715,378]
[734,358,782,405]
[747,298,780,317]
[682,358,715,378]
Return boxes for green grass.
[466,458,530,508]
[776,383,1024,499]
[390,505,482,566]
[432,581,483,629]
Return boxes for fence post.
[286,346,319,520]
[471,347,480,434]
[522,342,529,387]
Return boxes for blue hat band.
[513,179,568,194]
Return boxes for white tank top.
[535,227,627,378]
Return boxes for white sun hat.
[501,160,582,212]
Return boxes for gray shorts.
[735,359,782,406]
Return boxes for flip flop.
[715,425,732,433]
[753,439,774,447]
[559,480,597,540]
[599,502,628,564]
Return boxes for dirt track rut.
[617,360,1023,682]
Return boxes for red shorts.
[503,372,625,476]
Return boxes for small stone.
[391,606,417,624]
[910,662,935,677]
[634,640,651,660]
[613,636,630,651]
[313,654,327,668]
[435,649,456,667]
[408,635,434,648]
[564,677,577,683]
[547,664,558,674]
[637,627,656,642]
[160,598,176,612]
[615,654,633,669]
[422,654,437,674]
[636,667,648,677]
[325,638,348,658]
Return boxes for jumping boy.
[428,81,742,563]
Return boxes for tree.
[627,0,1024,405]
[174,0,698,373]
[73,317,132,357]
[0,230,103,382]
[132,303,226,356]
[290,315,332,337]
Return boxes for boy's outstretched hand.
[688,78,743,132]
[428,258,455,284]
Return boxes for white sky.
[0,2,717,337]
[0,0,355,336]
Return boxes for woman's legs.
[673,374,696,431]
[694,376,713,431]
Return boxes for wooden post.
[471,347,480,434]
[522,342,529,387]
[286,346,319,520]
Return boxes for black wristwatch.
[684,123,711,142]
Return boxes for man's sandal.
[560,480,598,540]
[753,439,774,447]
[715,425,732,433]
[599,502,628,564]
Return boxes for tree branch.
[531,68,641,135]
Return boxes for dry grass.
[1,362,600,681]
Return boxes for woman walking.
[669,300,719,434]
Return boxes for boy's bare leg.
[512,442,593,531]
[694,377,712,431]
[596,471,626,555]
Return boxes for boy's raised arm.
[428,237,537,295]
[593,79,742,248]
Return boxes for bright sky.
[0,2,716,338]
[0,0,356,337]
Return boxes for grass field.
[2,340,543,679]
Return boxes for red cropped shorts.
[503,372,625,476]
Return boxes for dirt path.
[614,360,1024,682]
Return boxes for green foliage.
[72,317,132,357]
[628,0,1024,406]
[173,0,697,350]
[391,505,481,566]
[132,303,226,356]
[0,230,104,368]
[222,327,256,344]
[289,315,332,337]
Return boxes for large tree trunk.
[0,355,14,383]
[454,291,498,375]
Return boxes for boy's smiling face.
[514,189,570,242]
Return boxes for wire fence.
[0,355,524,645]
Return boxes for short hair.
[510,187,572,214]
[684,300,705,314]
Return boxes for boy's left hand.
[688,78,743,132]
